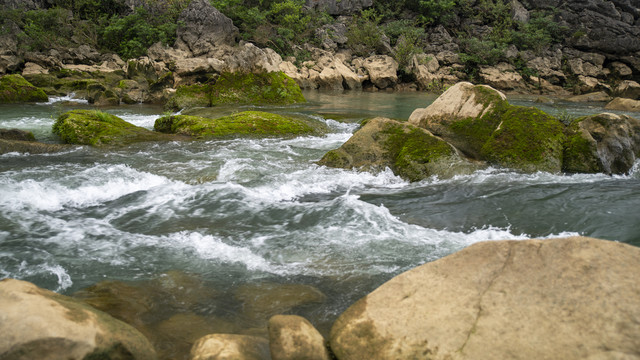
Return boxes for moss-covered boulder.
[409,82,566,173]
[154,111,323,139]
[0,128,69,155]
[563,113,640,174]
[319,117,480,182]
[53,110,174,147]
[0,74,48,103]
[165,71,305,110]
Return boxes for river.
[1,90,639,356]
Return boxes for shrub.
[347,9,383,57]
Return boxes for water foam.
[41,94,89,105]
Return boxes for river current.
[1,90,639,340]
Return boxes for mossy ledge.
[53,110,173,147]
[0,74,48,103]
[154,111,323,139]
[165,71,305,110]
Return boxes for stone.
[510,0,529,23]
[0,74,48,103]
[154,111,324,139]
[175,0,239,56]
[409,82,565,173]
[0,128,36,141]
[53,110,174,146]
[566,91,612,103]
[174,57,225,77]
[268,315,330,360]
[362,55,398,90]
[479,65,526,91]
[0,54,21,74]
[0,278,156,360]
[317,58,362,90]
[234,283,326,325]
[190,334,271,360]
[22,62,48,76]
[563,113,640,174]
[318,117,477,182]
[0,139,69,155]
[220,43,283,74]
[330,236,640,360]
[610,61,633,77]
[614,80,640,100]
[605,97,640,112]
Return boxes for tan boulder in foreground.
[330,236,640,360]
[0,278,156,360]
[268,315,331,360]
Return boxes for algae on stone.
[53,109,172,146]
[155,111,321,139]
[0,74,48,103]
[165,71,305,110]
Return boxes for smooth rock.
[268,315,330,360]
[330,236,640,360]
[0,278,156,360]
[190,334,271,360]
[566,91,612,103]
[605,97,640,112]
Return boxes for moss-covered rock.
[53,110,174,146]
[154,111,322,139]
[0,74,48,103]
[0,128,70,154]
[165,71,305,110]
[319,117,480,181]
[409,82,566,173]
[562,113,640,174]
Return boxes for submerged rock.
[318,117,478,182]
[165,72,305,110]
[408,82,566,173]
[268,315,331,360]
[563,113,640,174]
[0,278,156,360]
[0,128,69,154]
[330,236,640,360]
[190,334,271,360]
[0,74,48,103]
[53,110,174,146]
[154,111,323,139]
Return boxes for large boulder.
[409,82,566,173]
[605,97,640,112]
[0,74,48,103]
[190,334,271,360]
[268,315,331,360]
[53,110,174,147]
[318,117,478,182]
[165,72,305,110]
[175,0,239,56]
[154,111,324,139]
[221,43,283,74]
[0,278,156,360]
[362,56,398,90]
[614,80,640,100]
[317,58,362,91]
[563,113,640,174]
[330,236,640,360]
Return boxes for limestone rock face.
[0,278,156,360]
[605,97,640,112]
[330,237,640,360]
[479,65,526,91]
[175,0,239,56]
[190,334,271,360]
[268,315,331,360]
[563,113,640,174]
[362,55,398,90]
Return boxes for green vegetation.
[53,109,171,146]
[562,117,602,173]
[0,74,48,103]
[154,111,321,138]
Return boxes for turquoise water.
[1,90,638,356]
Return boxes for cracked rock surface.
[329,236,640,360]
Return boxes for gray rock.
[175,0,239,56]
[330,236,640,360]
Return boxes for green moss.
[165,72,305,111]
[562,118,601,173]
[53,110,170,146]
[383,124,455,181]
[154,111,319,139]
[480,106,565,173]
[0,74,48,103]
[319,149,352,168]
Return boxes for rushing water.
[1,90,639,354]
